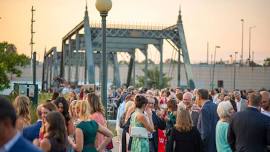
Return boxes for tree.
[263,58,270,66]
[0,42,30,91]
[136,66,172,89]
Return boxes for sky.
[0,0,270,64]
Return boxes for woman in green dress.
[130,95,155,152]
[68,100,113,152]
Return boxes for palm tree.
[136,66,172,89]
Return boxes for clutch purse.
[130,126,149,138]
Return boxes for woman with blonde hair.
[87,92,108,152]
[167,103,202,152]
[13,95,31,130]
[68,100,113,152]
[216,101,234,152]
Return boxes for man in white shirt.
[234,91,247,112]
[260,91,270,117]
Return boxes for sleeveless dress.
[89,112,106,152]
[76,120,99,152]
[130,110,149,152]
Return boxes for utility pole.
[207,41,209,64]
[30,6,35,59]
[248,26,256,66]
[240,19,244,65]
[233,51,238,90]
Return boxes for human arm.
[96,123,113,152]
[137,106,154,132]
[200,107,210,143]
[68,128,83,152]
[40,138,51,152]
[227,119,236,151]
[152,111,166,130]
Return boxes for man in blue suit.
[228,92,270,152]
[197,89,219,152]
[0,96,41,152]
[22,104,43,142]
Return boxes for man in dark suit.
[228,92,270,152]
[197,89,219,152]
[0,96,41,152]
[22,104,43,142]
[182,92,199,127]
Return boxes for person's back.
[228,92,270,152]
[228,107,270,152]
[77,120,99,152]
[197,89,219,152]
[171,127,202,152]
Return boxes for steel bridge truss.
[42,8,195,90]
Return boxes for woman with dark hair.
[37,102,57,141]
[130,94,154,152]
[53,97,74,136]
[39,111,68,152]
[51,92,60,101]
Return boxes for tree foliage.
[263,58,270,66]
[0,42,30,91]
[136,66,172,89]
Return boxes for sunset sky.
[0,0,269,64]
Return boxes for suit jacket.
[9,135,41,152]
[237,98,247,112]
[197,100,219,152]
[22,120,42,142]
[228,107,270,152]
[151,111,166,152]
[191,111,199,127]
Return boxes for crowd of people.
[0,85,270,152]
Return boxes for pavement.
[111,136,119,152]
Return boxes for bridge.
[42,6,195,91]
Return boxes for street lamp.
[240,19,244,65]
[96,0,112,119]
[248,26,256,66]
[233,51,238,90]
[211,45,220,90]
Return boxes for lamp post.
[211,45,220,90]
[240,19,244,65]
[248,26,256,66]
[233,51,238,90]
[96,0,112,119]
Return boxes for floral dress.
[130,110,149,152]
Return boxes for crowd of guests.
[114,87,270,152]
[0,86,269,152]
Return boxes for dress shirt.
[0,132,20,152]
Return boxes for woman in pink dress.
[87,92,108,152]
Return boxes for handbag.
[106,140,114,150]
[130,127,149,138]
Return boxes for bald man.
[182,92,199,127]
[260,91,270,117]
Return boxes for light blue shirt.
[0,132,21,152]
[216,121,232,152]
[116,101,126,129]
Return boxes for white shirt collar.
[261,108,270,117]
[1,132,21,152]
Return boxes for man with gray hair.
[233,90,247,112]
[228,92,270,152]
[260,91,270,117]
[182,92,199,127]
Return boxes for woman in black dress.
[167,103,203,152]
